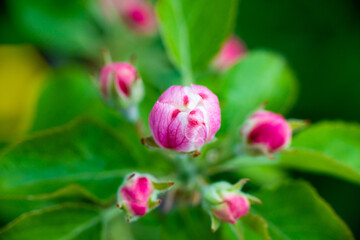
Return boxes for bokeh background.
[0,0,359,237]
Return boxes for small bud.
[242,110,292,158]
[100,0,157,35]
[213,35,247,71]
[202,180,259,231]
[117,173,174,221]
[120,0,157,35]
[99,62,144,120]
[148,84,221,153]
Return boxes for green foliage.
[7,0,102,57]
[0,0,358,239]
[222,215,271,240]
[0,119,137,222]
[281,121,360,184]
[157,0,238,77]
[252,181,354,240]
[222,50,297,133]
[0,204,101,240]
[31,66,100,132]
[236,0,360,121]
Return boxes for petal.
[158,85,202,110]
[184,109,207,151]
[120,186,136,202]
[99,64,114,98]
[212,203,236,224]
[129,202,148,216]
[134,177,154,202]
[191,84,221,140]
[246,110,292,152]
[224,194,250,220]
[149,101,191,151]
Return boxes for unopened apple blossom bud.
[148,84,221,153]
[120,0,157,35]
[117,173,174,221]
[213,35,247,71]
[242,110,292,158]
[203,179,260,231]
[100,0,157,35]
[99,62,144,120]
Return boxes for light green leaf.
[241,214,271,240]
[281,121,360,184]
[0,204,101,240]
[222,214,271,240]
[221,214,272,240]
[252,181,354,240]
[222,50,297,133]
[157,0,238,76]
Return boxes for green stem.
[172,0,193,86]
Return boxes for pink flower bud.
[117,173,174,221]
[242,110,292,157]
[203,180,260,231]
[212,193,250,224]
[100,0,157,35]
[100,62,137,99]
[119,174,154,216]
[213,35,247,71]
[149,84,221,153]
[120,0,157,35]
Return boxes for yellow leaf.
[0,45,48,142]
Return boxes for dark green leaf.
[0,204,101,240]
[0,185,104,224]
[252,181,354,240]
[157,0,238,74]
[0,118,137,202]
[7,0,101,57]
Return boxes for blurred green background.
[0,0,359,238]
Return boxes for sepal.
[152,181,174,191]
[141,136,160,149]
[210,214,221,232]
[288,119,310,132]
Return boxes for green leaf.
[222,214,271,240]
[252,181,354,240]
[0,204,101,240]
[222,50,297,133]
[30,66,100,132]
[157,0,238,75]
[241,215,271,240]
[281,121,360,184]
[7,0,101,57]
[0,118,136,202]
[0,184,105,224]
